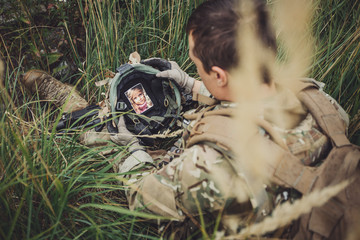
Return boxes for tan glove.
[109,116,153,173]
[109,116,138,147]
[156,61,195,94]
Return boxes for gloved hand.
[156,61,195,94]
[108,116,142,151]
[141,57,171,71]
[108,115,154,173]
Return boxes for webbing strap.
[262,138,318,194]
[116,63,133,76]
[298,87,350,147]
[183,107,232,121]
[192,92,219,105]
[272,147,318,194]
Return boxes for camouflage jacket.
[117,85,333,228]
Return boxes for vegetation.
[311,0,360,144]
[0,0,359,239]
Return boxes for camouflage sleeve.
[270,113,331,166]
[124,144,250,219]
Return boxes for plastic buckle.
[116,63,133,75]
[116,101,127,111]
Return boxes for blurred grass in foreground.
[0,0,359,239]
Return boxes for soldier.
[109,0,332,236]
[109,0,358,238]
[22,0,357,238]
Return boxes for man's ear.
[211,66,228,87]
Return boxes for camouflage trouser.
[21,69,115,147]
[122,144,252,227]
[22,69,88,112]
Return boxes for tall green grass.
[311,0,360,144]
[1,1,205,239]
[0,73,166,239]
[0,0,359,239]
[76,0,201,102]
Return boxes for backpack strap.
[297,83,350,147]
[268,83,352,193]
[264,135,319,194]
[192,92,219,106]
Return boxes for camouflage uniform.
[22,70,88,112]
[115,85,333,230]
[22,70,345,235]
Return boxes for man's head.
[186,0,239,74]
[186,0,277,100]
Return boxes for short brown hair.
[186,0,277,76]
